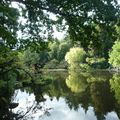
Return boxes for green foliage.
[115,25,120,40]
[0,3,19,49]
[24,49,39,67]
[1,0,119,52]
[0,0,120,85]
[109,41,120,68]
[110,74,120,104]
[38,50,49,67]
[44,38,72,69]
[0,81,6,88]
[65,47,86,70]
[44,59,59,69]
[66,70,88,93]
[57,60,68,69]
[48,41,59,60]
[0,49,17,65]
[48,39,72,61]
[65,47,86,64]
[86,57,109,69]
[57,41,72,61]
[90,25,116,59]
[86,57,105,64]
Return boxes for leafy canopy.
[1,0,119,49]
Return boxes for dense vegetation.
[0,0,120,83]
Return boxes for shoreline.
[41,68,120,73]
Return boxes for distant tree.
[18,48,40,71]
[65,47,86,64]
[57,41,72,61]
[48,38,72,61]
[44,59,59,69]
[38,50,49,68]
[48,40,59,60]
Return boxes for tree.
[18,48,40,71]
[65,47,86,69]
[48,38,72,62]
[0,1,19,49]
[48,40,59,60]
[109,41,120,68]
[38,50,49,68]
[57,41,72,61]
[89,24,117,59]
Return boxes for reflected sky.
[12,90,119,120]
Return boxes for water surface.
[1,70,120,120]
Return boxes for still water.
[1,70,120,120]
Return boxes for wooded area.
[0,0,120,81]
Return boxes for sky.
[118,0,120,4]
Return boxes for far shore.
[41,68,120,73]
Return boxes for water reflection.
[0,80,18,120]
[0,71,120,120]
[110,74,120,104]
[66,70,88,93]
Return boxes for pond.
[0,70,120,120]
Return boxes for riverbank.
[41,68,120,73]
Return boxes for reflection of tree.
[45,75,70,100]
[0,80,49,120]
[0,82,17,120]
[45,71,120,119]
[65,68,119,119]
[14,99,45,120]
[1,70,120,120]
[110,74,120,118]
[110,74,120,104]
[87,71,112,83]
[45,70,120,118]
[30,84,46,103]
[90,81,116,120]
[66,70,88,93]
[65,89,91,111]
